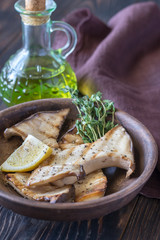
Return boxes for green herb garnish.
[64,87,116,143]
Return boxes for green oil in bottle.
[0,55,77,106]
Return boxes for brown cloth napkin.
[62,1,160,198]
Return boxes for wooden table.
[0,0,160,239]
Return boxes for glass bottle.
[0,0,77,106]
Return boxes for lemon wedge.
[1,134,53,172]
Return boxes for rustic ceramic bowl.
[0,99,158,221]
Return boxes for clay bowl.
[0,99,158,221]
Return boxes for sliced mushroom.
[27,125,135,187]
[59,125,84,150]
[5,173,74,203]
[4,108,70,149]
[74,170,107,202]
[27,163,85,187]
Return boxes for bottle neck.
[22,20,51,55]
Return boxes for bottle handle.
[50,21,77,59]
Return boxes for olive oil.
[0,56,77,106]
[0,0,78,107]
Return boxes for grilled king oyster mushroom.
[5,173,74,203]
[59,126,84,150]
[4,108,70,149]
[74,170,107,202]
[27,125,135,187]
[27,161,85,187]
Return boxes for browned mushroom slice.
[27,163,85,187]
[5,173,74,203]
[78,125,135,178]
[74,170,107,202]
[27,144,87,187]
[59,125,84,150]
[4,108,70,149]
[27,125,135,187]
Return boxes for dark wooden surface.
[0,0,160,239]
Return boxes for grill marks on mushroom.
[27,161,85,187]
[4,108,70,149]
[5,173,75,203]
[26,145,86,186]
[27,125,135,187]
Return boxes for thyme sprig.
[64,87,116,143]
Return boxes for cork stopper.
[22,0,49,25]
[25,0,46,11]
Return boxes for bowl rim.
[0,99,158,211]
